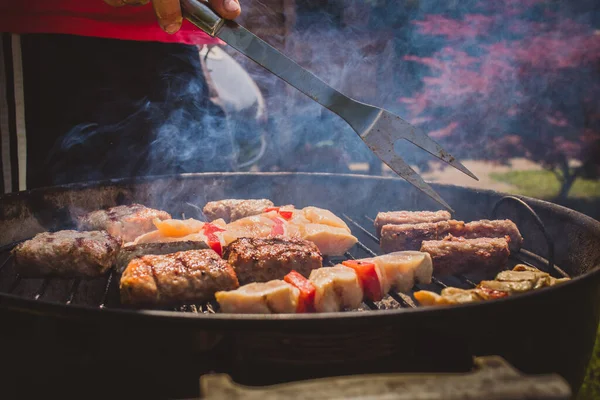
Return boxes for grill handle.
[200,356,571,400]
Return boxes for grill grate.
[0,198,569,313]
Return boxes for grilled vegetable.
[309,265,364,313]
[284,270,316,313]
[342,260,383,301]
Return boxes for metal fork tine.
[381,154,453,211]
[376,111,478,181]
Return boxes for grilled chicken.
[302,207,351,232]
[415,264,570,306]
[309,265,364,312]
[78,204,171,242]
[224,237,322,285]
[216,280,300,314]
[366,251,433,293]
[115,241,208,273]
[380,219,523,253]
[420,235,510,276]
[374,210,451,236]
[203,199,274,223]
[298,224,357,256]
[13,230,120,278]
[119,249,239,307]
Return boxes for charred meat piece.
[203,199,274,223]
[216,280,300,314]
[380,219,523,253]
[120,249,239,307]
[116,241,209,273]
[420,235,510,276]
[13,230,120,278]
[461,219,523,251]
[415,264,569,306]
[380,220,465,252]
[78,204,171,242]
[224,237,322,285]
[374,210,451,236]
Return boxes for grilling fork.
[181,0,478,210]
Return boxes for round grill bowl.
[0,172,598,399]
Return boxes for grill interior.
[0,196,571,313]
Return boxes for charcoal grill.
[0,172,598,399]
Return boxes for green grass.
[578,325,600,399]
[490,170,600,199]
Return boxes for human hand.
[103,0,241,34]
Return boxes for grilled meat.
[203,199,274,223]
[116,241,209,273]
[420,235,510,276]
[461,219,523,251]
[374,210,451,236]
[216,280,300,314]
[302,207,351,232]
[298,224,357,256]
[309,265,364,312]
[13,230,120,278]
[364,251,433,293]
[380,220,465,252]
[119,249,239,307]
[380,219,523,253]
[415,264,569,306]
[224,237,322,285]
[78,204,171,242]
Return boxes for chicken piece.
[77,204,171,242]
[215,280,300,314]
[364,251,433,293]
[120,249,239,307]
[420,235,510,276]
[222,214,281,245]
[202,199,274,223]
[374,210,451,236]
[299,224,358,256]
[224,237,322,285]
[380,220,465,252]
[302,207,351,232]
[13,230,120,278]
[115,241,208,273]
[309,265,364,312]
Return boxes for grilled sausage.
[13,230,120,278]
[380,219,523,253]
[203,199,274,223]
[78,204,171,242]
[224,237,322,285]
[420,235,510,276]
[374,210,451,236]
[380,220,465,252]
[120,249,239,307]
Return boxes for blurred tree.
[400,0,600,199]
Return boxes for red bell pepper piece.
[265,207,293,221]
[202,223,225,257]
[284,270,316,313]
[342,260,383,301]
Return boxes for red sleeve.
[0,0,222,45]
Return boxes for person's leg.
[20,34,233,189]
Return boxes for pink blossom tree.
[401,0,600,199]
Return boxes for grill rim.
[0,172,599,324]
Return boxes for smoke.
[48,0,599,196]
